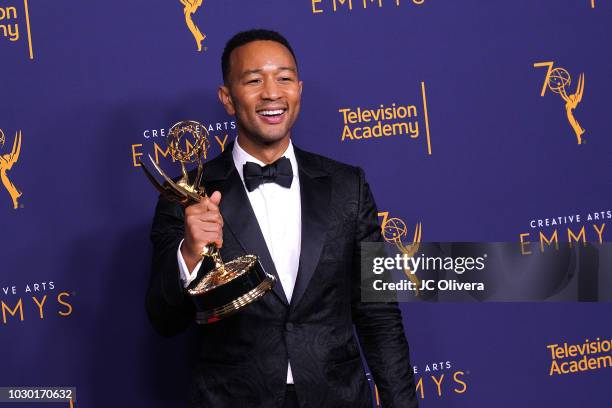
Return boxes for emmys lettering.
[1,294,72,324]
[312,0,426,14]
[0,129,22,209]
[518,210,609,255]
[1,282,74,325]
[534,61,586,145]
[413,370,467,400]
[369,361,468,405]
[130,121,235,168]
[139,120,275,324]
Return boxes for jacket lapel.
[202,142,289,305]
[290,147,332,311]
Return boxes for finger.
[185,197,209,214]
[196,221,223,233]
[205,196,220,212]
[209,191,222,206]
[184,199,204,214]
[185,204,206,217]
[197,212,223,226]
[195,233,223,249]
[198,196,212,210]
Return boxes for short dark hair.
[221,29,298,83]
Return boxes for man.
[146,29,418,408]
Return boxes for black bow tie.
[243,157,293,192]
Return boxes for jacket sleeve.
[145,194,196,337]
[351,168,419,408]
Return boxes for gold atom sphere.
[548,68,571,94]
[167,120,211,163]
[383,218,408,242]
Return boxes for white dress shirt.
[177,138,301,384]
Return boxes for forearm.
[353,302,417,408]
[351,166,418,406]
[146,196,196,336]
[146,236,195,337]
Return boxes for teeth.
[259,109,285,116]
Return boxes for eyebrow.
[241,66,297,76]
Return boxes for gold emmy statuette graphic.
[380,212,422,293]
[180,0,205,51]
[0,129,22,209]
[548,68,586,145]
[139,120,275,324]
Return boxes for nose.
[261,77,280,100]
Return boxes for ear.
[217,85,236,116]
[298,80,303,97]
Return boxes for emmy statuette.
[140,120,275,324]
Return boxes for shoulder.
[293,145,364,182]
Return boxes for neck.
[237,134,290,164]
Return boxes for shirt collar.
[232,137,299,183]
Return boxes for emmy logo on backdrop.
[548,68,585,145]
[534,62,586,145]
[0,129,22,209]
[180,0,205,52]
[379,211,422,293]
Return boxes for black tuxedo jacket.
[145,142,418,408]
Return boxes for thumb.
[209,191,222,205]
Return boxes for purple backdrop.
[1,1,610,407]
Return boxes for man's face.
[218,40,303,145]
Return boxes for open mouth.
[257,108,287,124]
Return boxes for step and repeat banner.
[1,1,611,407]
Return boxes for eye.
[246,78,261,84]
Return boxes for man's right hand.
[181,191,224,273]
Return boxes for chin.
[254,131,290,145]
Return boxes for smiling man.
[146,29,418,408]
